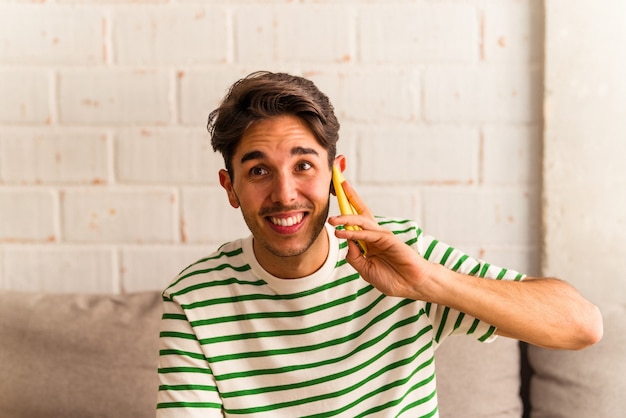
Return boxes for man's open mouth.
[268,213,305,227]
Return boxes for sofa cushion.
[0,290,163,418]
[435,336,523,417]
[528,304,626,418]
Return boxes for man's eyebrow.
[240,147,319,164]
[291,146,319,157]
[241,150,266,164]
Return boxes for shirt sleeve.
[414,227,525,347]
[156,294,224,417]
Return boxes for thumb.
[345,240,368,270]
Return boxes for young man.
[157,71,602,417]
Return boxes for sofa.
[0,290,623,418]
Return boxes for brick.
[0,69,49,124]
[356,126,480,184]
[482,0,544,64]
[421,187,540,247]
[180,187,250,245]
[58,69,170,125]
[274,5,355,63]
[234,7,275,64]
[360,4,478,64]
[178,69,251,126]
[308,70,420,123]
[352,187,420,222]
[120,245,209,292]
[2,245,117,293]
[113,5,228,65]
[423,66,542,123]
[0,5,104,65]
[0,130,110,184]
[0,189,58,242]
[481,125,541,186]
[116,128,221,184]
[62,188,177,243]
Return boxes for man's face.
[219,115,339,278]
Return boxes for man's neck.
[252,227,330,279]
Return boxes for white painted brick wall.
[115,128,221,184]
[113,6,229,65]
[0,130,110,184]
[0,0,544,292]
[0,189,58,243]
[359,4,478,64]
[0,5,104,66]
[58,69,171,125]
[61,188,178,243]
[0,69,50,124]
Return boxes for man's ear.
[330,155,347,196]
[219,169,240,208]
[334,155,347,172]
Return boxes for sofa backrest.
[0,290,162,418]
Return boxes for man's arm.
[420,265,602,350]
[329,181,603,351]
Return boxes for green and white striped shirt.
[157,217,523,417]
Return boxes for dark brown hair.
[207,71,340,176]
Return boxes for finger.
[332,214,379,232]
[341,181,372,218]
[345,239,369,266]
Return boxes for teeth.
[270,213,304,227]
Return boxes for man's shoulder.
[163,239,250,297]
[375,216,422,238]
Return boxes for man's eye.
[297,162,312,171]
[250,167,268,176]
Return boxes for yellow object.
[332,166,368,255]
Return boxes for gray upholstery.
[0,291,162,418]
[0,290,622,417]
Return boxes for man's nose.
[270,173,298,204]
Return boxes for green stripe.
[440,246,454,265]
[376,218,413,227]
[434,307,450,343]
[159,349,205,361]
[161,313,186,321]
[158,366,213,375]
[157,401,221,409]
[468,263,481,276]
[453,312,466,331]
[423,240,438,261]
[159,331,197,341]
[451,254,469,271]
[158,384,217,392]
[391,226,419,236]
[398,388,438,417]
[479,325,497,342]
[479,263,491,277]
[467,318,480,335]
